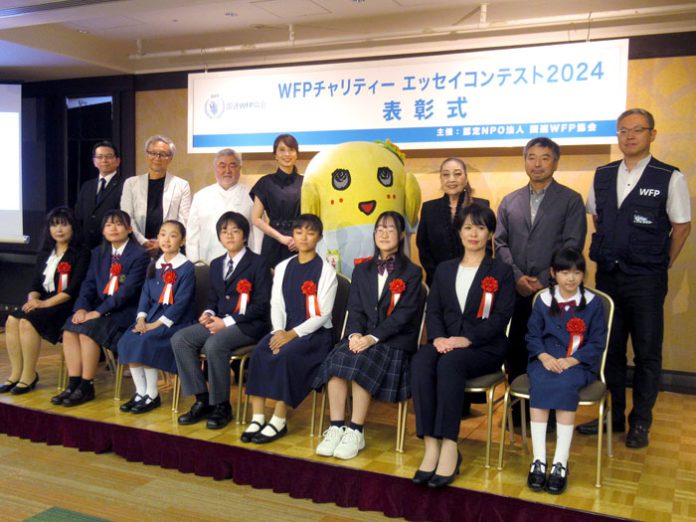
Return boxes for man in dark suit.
[74,141,125,249]
[494,137,587,425]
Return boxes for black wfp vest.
[589,157,675,275]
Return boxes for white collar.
[620,154,652,174]
[227,247,247,267]
[156,252,188,269]
[539,287,595,307]
[112,239,129,257]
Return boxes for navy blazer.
[208,250,272,340]
[426,256,515,358]
[345,257,423,354]
[74,173,125,249]
[136,261,197,326]
[31,245,91,300]
[73,240,150,329]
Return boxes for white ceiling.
[0,0,694,82]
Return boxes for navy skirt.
[63,315,124,352]
[528,359,596,411]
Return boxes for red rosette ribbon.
[566,317,586,357]
[387,278,406,316]
[103,262,122,295]
[302,280,321,318]
[158,269,177,305]
[234,279,252,314]
[57,261,71,292]
[354,256,373,266]
[477,276,499,319]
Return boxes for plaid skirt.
[313,339,411,403]
[63,315,125,353]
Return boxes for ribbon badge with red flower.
[158,269,177,305]
[477,276,499,319]
[387,278,406,316]
[566,317,586,357]
[103,262,122,295]
[235,279,252,315]
[302,280,321,319]
[57,262,71,292]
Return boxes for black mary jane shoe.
[62,387,95,407]
[51,388,73,405]
[178,401,215,425]
[206,403,234,430]
[545,462,568,495]
[119,394,145,412]
[0,380,19,393]
[412,469,436,486]
[11,373,39,395]
[527,459,547,492]
[240,420,265,443]
[130,395,161,414]
[251,423,287,444]
[428,451,462,489]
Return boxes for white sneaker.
[333,427,365,460]
[316,425,346,456]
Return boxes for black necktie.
[96,178,107,204]
[225,259,234,281]
[376,257,395,276]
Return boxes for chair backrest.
[332,272,351,344]
[416,281,429,346]
[193,262,210,316]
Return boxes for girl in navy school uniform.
[242,214,338,444]
[313,211,422,460]
[55,209,150,407]
[526,247,607,495]
[117,220,196,414]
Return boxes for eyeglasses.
[375,225,398,235]
[146,150,173,159]
[94,154,116,160]
[617,126,653,136]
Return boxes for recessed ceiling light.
[78,29,89,34]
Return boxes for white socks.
[245,414,266,434]
[530,421,548,464]
[552,423,574,468]
[259,415,286,437]
[144,368,160,402]
[130,366,146,397]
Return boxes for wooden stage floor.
[1,336,694,521]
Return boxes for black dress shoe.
[206,403,233,430]
[10,373,39,395]
[412,469,435,486]
[120,394,144,412]
[625,425,649,449]
[51,389,73,405]
[251,423,287,443]
[577,418,625,435]
[131,395,161,414]
[63,387,95,407]
[545,462,568,494]
[241,420,265,443]
[527,459,547,492]
[0,380,19,393]
[178,401,215,425]
[428,451,462,489]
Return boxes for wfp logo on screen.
[204,95,225,119]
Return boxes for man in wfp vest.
[578,108,691,448]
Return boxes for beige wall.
[135,55,695,373]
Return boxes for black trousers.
[411,343,502,441]
[596,269,668,428]
[506,293,533,424]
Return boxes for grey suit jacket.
[494,179,586,287]
[120,172,192,245]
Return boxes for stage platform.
[0,338,693,521]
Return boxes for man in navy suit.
[74,141,125,249]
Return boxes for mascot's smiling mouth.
[358,200,376,215]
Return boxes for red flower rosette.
[565,317,586,357]
[57,261,71,292]
[103,262,123,295]
[159,269,177,305]
[302,280,321,318]
[387,278,406,316]
[234,279,252,314]
[477,276,499,319]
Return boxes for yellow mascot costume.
[301,140,421,277]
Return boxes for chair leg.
[485,385,496,468]
[57,351,67,390]
[606,392,613,457]
[397,400,408,453]
[520,398,528,446]
[310,390,317,437]
[235,356,248,425]
[497,388,511,470]
[596,398,605,488]
[506,401,515,444]
[114,362,124,401]
[317,388,327,437]
[171,374,180,413]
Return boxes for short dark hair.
[161,219,187,239]
[273,133,299,155]
[524,137,560,161]
[216,211,250,241]
[550,246,586,273]
[293,213,323,236]
[455,203,496,234]
[617,108,655,129]
[92,140,119,158]
[101,209,132,230]
[371,211,408,269]
[41,206,83,252]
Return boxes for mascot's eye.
[331,168,351,191]
[377,167,393,187]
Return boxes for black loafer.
[178,401,215,425]
[527,460,547,492]
[51,389,73,405]
[577,418,625,435]
[626,425,649,449]
[412,469,435,486]
[545,462,568,494]
[0,380,19,393]
[206,403,233,430]
[120,394,144,412]
[63,387,95,407]
[251,423,287,444]
[241,420,265,443]
[131,395,161,414]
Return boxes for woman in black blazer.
[1,207,90,395]
[416,157,489,287]
[411,204,514,488]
